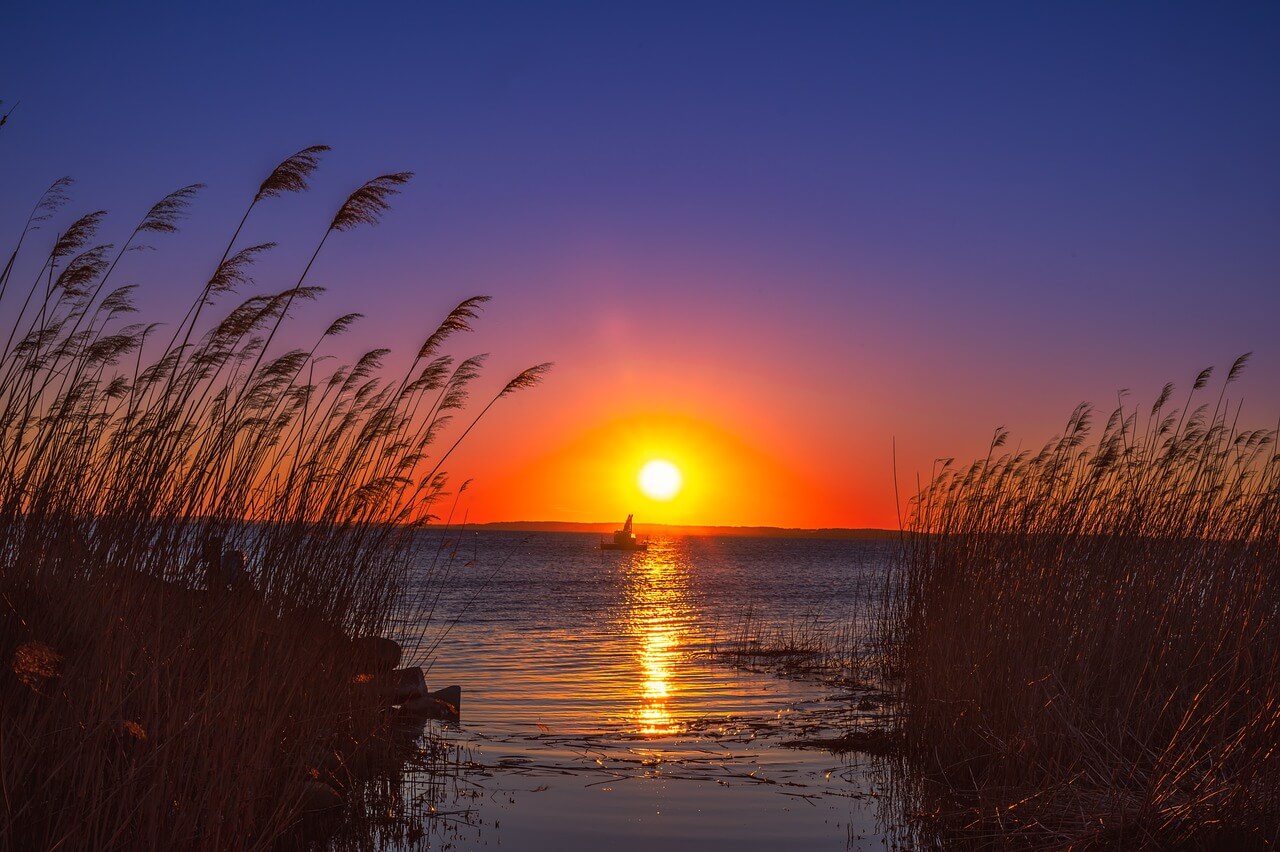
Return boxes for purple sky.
[4,2,1278,526]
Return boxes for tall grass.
[0,148,547,849]
[712,608,877,688]
[878,358,1280,848]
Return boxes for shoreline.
[433,521,900,540]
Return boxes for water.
[391,531,895,851]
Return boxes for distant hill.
[438,520,900,540]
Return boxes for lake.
[379,531,898,851]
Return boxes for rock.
[401,696,456,722]
[430,684,461,711]
[401,685,461,722]
[295,780,344,843]
[383,666,427,705]
[351,636,401,673]
[300,780,343,814]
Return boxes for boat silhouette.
[600,514,648,551]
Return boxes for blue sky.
[4,2,1278,524]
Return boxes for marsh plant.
[879,358,1280,849]
[0,147,547,849]
[712,606,878,688]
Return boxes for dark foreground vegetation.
[0,148,545,849]
[879,359,1280,849]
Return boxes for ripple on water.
[389,531,893,850]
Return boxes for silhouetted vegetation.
[878,359,1280,849]
[0,148,546,849]
[712,608,877,688]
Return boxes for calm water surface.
[393,532,895,851]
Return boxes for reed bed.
[713,614,853,680]
[878,358,1280,849]
[712,605,879,689]
[0,148,546,850]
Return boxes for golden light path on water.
[622,539,691,735]
[397,534,892,849]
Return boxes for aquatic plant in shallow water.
[0,146,547,850]
[879,357,1280,849]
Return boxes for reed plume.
[878,358,1280,849]
[330,172,413,232]
[0,146,543,851]
[255,144,330,200]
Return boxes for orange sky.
[438,329,904,530]
[458,411,841,528]
[422,291,1280,532]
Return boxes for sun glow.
[638,460,682,501]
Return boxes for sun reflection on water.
[623,540,693,736]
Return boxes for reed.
[0,149,546,850]
[878,358,1280,848]
[712,609,874,688]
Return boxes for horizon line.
[430,519,901,539]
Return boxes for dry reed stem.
[0,147,545,850]
[878,359,1280,849]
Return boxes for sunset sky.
[4,3,1278,528]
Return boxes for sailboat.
[600,514,648,551]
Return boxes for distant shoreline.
[434,521,901,540]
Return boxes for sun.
[638,460,683,501]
